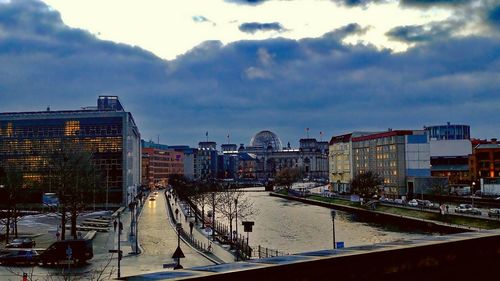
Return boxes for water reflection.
[243,192,429,254]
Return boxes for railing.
[179,193,287,260]
[165,192,210,253]
[253,245,289,259]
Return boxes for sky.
[0,0,499,147]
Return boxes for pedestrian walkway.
[120,192,215,278]
[166,192,237,264]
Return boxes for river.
[239,191,432,255]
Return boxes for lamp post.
[472,182,476,208]
[212,192,215,242]
[106,167,109,211]
[117,212,122,278]
[234,198,238,261]
[331,209,336,249]
[234,198,238,241]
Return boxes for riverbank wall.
[270,192,472,234]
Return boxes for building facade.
[469,139,500,184]
[351,130,431,197]
[425,123,472,187]
[0,96,141,205]
[195,141,218,180]
[141,147,184,189]
[424,123,470,140]
[329,132,374,193]
[237,131,329,181]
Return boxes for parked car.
[394,199,405,205]
[38,239,93,266]
[468,207,482,215]
[6,238,36,248]
[0,249,39,265]
[455,204,472,213]
[417,200,434,208]
[488,208,500,218]
[408,199,418,207]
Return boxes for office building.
[0,96,141,205]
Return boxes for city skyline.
[0,0,499,147]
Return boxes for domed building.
[234,130,329,181]
[249,130,283,151]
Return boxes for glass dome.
[250,130,283,151]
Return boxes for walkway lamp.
[331,209,336,249]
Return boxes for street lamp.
[472,182,476,208]
[234,198,238,241]
[331,209,336,249]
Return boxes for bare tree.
[49,144,99,240]
[0,166,23,242]
[216,188,256,241]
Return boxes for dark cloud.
[330,0,386,7]
[400,0,471,7]
[487,5,500,27]
[386,22,455,43]
[334,23,369,37]
[225,0,268,6]
[1,0,499,146]
[239,22,285,34]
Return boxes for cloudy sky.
[0,0,499,147]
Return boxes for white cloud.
[41,0,456,60]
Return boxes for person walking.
[113,220,117,232]
[119,221,123,235]
[189,221,194,236]
[175,208,179,220]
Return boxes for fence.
[165,191,210,253]
[253,245,289,259]
[178,191,287,260]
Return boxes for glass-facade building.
[0,96,141,205]
[425,123,470,140]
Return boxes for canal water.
[241,191,432,254]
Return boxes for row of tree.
[168,175,255,241]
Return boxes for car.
[394,199,405,205]
[408,199,418,207]
[455,204,472,213]
[468,207,482,215]
[149,196,156,201]
[6,238,36,248]
[488,208,500,218]
[417,200,433,208]
[38,239,93,266]
[0,249,39,265]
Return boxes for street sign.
[242,221,254,232]
[336,242,344,249]
[172,246,185,259]
[66,246,72,259]
[163,262,177,268]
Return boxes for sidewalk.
[166,192,237,264]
